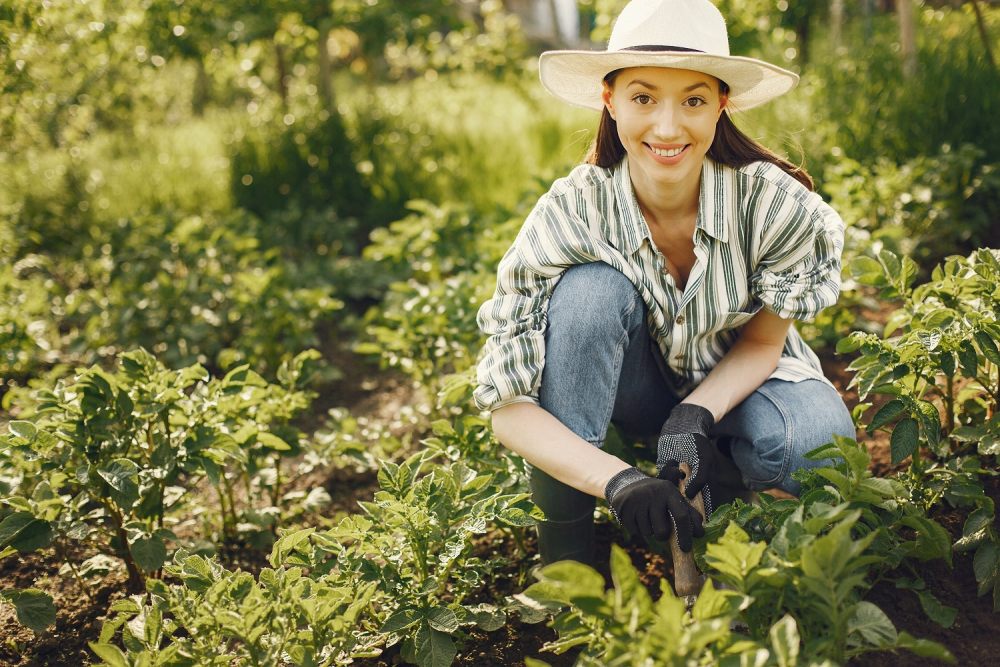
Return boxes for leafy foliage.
[526,435,954,665]
[91,450,538,667]
[0,349,322,594]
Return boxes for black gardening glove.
[604,467,705,552]
[656,403,719,515]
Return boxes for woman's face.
[602,66,726,200]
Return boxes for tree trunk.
[275,42,289,108]
[969,0,997,71]
[192,58,211,116]
[831,0,844,51]
[796,17,811,66]
[898,0,917,79]
[317,23,334,114]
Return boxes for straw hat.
[539,0,798,111]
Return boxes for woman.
[474,0,855,566]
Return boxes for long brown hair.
[586,73,814,191]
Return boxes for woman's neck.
[628,158,702,230]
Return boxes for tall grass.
[338,72,596,221]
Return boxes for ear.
[601,81,616,120]
[717,91,728,119]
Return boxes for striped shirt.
[474,156,845,412]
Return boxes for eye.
[684,96,707,108]
[632,93,654,105]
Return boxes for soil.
[2,347,998,666]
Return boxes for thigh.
[611,336,680,442]
[540,261,679,446]
[714,378,855,494]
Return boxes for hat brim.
[538,50,799,111]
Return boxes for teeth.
[651,145,685,157]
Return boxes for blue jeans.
[532,262,855,564]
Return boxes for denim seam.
[597,289,641,440]
[749,383,794,487]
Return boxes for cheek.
[695,116,719,143]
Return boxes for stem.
[105,501,146,592]
[509,526,528,558]
[222,473,239,540]
[945,373,955,439]
[403,516,429,583]
[272,457,282,510]
[56,539,94,602]
[213,481,232,540]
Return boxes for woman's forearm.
[490,402,631,498]
[683,309,792,422]
[683,338,782,421]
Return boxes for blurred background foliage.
[1,0,998,395]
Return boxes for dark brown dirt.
[852,475,1000,666]
[0,549,129,667]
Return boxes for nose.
[652,105,681,140]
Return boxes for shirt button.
[674,353,684,361]
[675,314,685,325]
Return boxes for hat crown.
[607,0,730,56]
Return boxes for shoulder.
[732,160,825,214]
[526,163,615,230]
[544,163,615,202]
[511,164,613,265]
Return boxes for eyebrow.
[626,80,712,93]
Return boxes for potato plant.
[525,436,954,665]
[92,450,540,667]
[0,348,322,627]
[838,248,1000,606]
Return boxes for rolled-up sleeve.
[474,238,562,411]
[750,190,845,322]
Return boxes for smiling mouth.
[648,144,687,158]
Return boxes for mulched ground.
[2,347,998,666]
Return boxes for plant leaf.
[426,606,459,634]
[847,601,897,648]
[915,589,957,628]
[769,614,800,667]
[869,399,906,432]
[413,621,456,667]
[130,536,167,572]
[4,589,56,632]
[890,418,919,465]
[269,527,315,568]
[0,513,54,553]
[88,642,129,667]
[97,459,140,511]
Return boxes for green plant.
[838,249,998,470]
[91,550,383,666]
[95,450,539,667]
[0,259,64,383]
[523,543,773,666]
[229,106,371,224]
[357,271,494,395]
[824,146,999,268]
[73,210,344,374]
[327,450,540,667]
[0,348,321,609]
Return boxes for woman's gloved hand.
[656,403,718,500]
[604,467,705,552]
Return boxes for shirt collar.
[611,156,730,255]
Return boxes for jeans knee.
[731,423,789,490]
[729,382,856,494]
[548,263,641,340]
